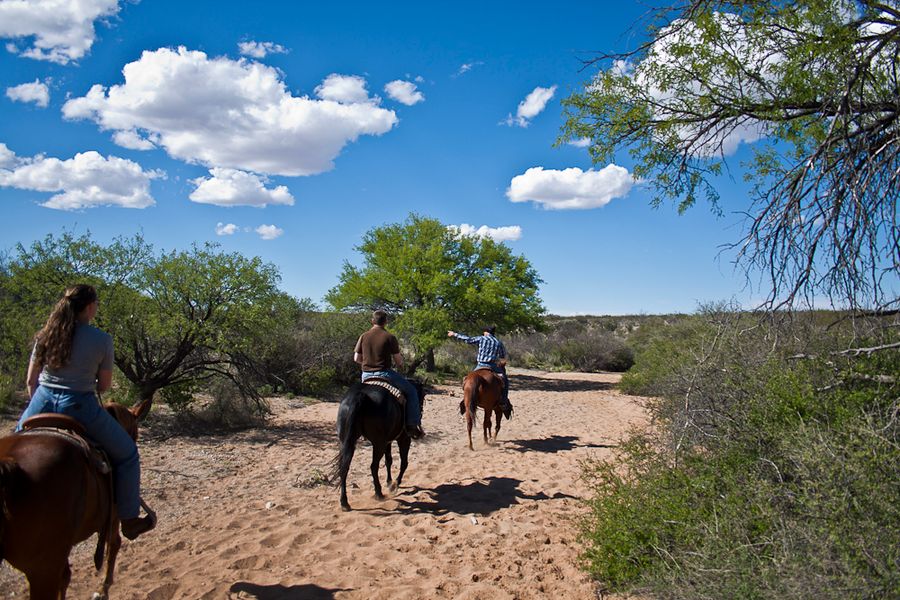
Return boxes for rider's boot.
[121,513,156,540]
[405,424,425,439]
[501,393,513,420]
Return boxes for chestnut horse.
[333,380,426,511]
[461,368,504,450]
[0,399,152,600]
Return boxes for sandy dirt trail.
[1,369,647,599]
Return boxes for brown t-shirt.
[354,326,400,372]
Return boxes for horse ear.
[132,399,153,422]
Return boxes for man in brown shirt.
[354,310,424,439]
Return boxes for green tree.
[4,232,283,407]
[326,214,545,371]
[561,0,899,309]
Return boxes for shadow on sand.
[379,476,577,516]
[512,373,617,393]
[229,581,349,599]
[506,435,616,454]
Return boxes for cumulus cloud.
[215,222,238,236]
[506,165,635,210]
[237,40,287,58]
[503,85,557,127]
[448,223,522,242]
[190,167,294,207]
[112,129,156,150]
[384,80,424,106]
[567,137,591,148]
[314,73,372,104]
[6,79,50,107]
[0,143,162,210]
[62,47,398,177]
[255,224,283,240]
[0,0,120,63]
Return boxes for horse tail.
[330,385,364,483]
[463,374,481,420]
[0,457,17,560]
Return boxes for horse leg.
[371,444,386,501]
[483,410,492,446]
[493,407,502,442]
[24,562,66,600]
[339,435,358,511]
[384,442,393,490]
[392,436,411,491]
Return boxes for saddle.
[19,414,112,475]
[363,378,406,406]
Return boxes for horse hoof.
[92,593,107,600]
[374,492,385,501]
[388,481,398,492]
[341,503,351,512]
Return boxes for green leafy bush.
[581,309,900,598]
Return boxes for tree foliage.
[325,214,545,371]
[3,231,283,407]
[562,0,900,309]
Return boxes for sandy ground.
[1,369,648,599]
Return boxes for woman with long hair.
[17,284,156,540]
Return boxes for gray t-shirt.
[33,323,114,392]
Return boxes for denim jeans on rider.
[16,385,142,519]
[361,370,421,426]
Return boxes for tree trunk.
[425,348,436,372]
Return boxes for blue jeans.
[17,386,142,519]
[361,370,421,426]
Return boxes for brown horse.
[461,369,504,450]
[0,399,152,600]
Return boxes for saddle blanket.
[363,378,405,405]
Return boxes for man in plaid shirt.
[447,325,513,419]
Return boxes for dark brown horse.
[0,399,152,600]
[461,369,504,450]
[333,380,426,511]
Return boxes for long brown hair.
[33,284,98,369]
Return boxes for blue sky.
[0,0,764,315]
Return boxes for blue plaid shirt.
[451,332,507,365]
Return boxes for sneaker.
[405,424,425,440]
[121,514,157,540]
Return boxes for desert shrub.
[506,318,634,372]
[259,310,369,398]
[581,308,900,598]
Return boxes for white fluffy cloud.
[215,222,238,236]
[237,41,287,58]
[0,0,120,63]
[567,137,591,148]
[0,143,161,210]
[314,73,372,104]
[255,224,283,240]
[503,85,557,127]
[190,168,294,207]
[62,47,399,177]
[6,79,50,107]
[384,80,424,105]
[506,165,635,210]
[449,223,522,242]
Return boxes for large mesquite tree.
[4,232,283,406]
[562,0,900,310]
[326,214,545,372]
